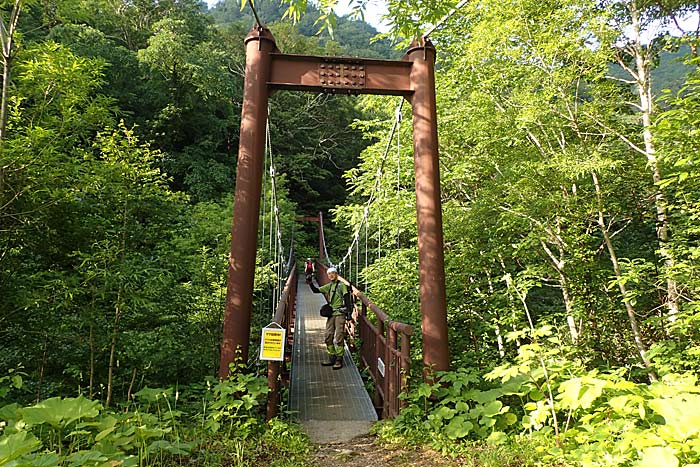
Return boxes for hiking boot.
[332,358,343,370]
[321,355,336,367]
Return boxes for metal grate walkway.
[289,277,377,443]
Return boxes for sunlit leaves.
[0,432,42,465]
[20,396,101,428]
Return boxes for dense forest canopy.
[2,0,700,465]
[0,0,387,401]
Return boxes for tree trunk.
[485,268,505,357]
[504,270,560,438]
[36,333,48,403]
[497,256,522,348]
[0,0,22,142]
[560,273,578,344]
[105,294,121,408]
[628,0,680,321]
[106,195,129,407]
[89,323,95,399]
[127,368,137,402]
[539,237,579,343]
[591,171,657,382]
[0,55,11,142]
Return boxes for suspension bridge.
[215,2,464,441]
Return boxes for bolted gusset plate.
[319,61,366,89]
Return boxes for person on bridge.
[304,258,314,282]
[307,266,352,370]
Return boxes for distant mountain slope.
[208,0,400,59]
[654,45,694,94]
[608,44,694,96]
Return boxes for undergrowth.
[373,326,700,467]
[0,366,312,467]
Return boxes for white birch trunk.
[591,171,657,381]
[628,1,680,321]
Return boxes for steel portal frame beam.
[268,53,412,95]
[220,26,449,381]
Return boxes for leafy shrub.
[379,326,700,467]
[0,368,310,467]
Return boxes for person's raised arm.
[307,278,321,294]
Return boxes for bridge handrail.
[266,265,297,420]
[315,261,412,418]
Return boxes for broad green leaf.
[0,404,20,421]
[148,439,193,455]
[608,395,631,413]
[66,450,108,467]
[0,432,42,465]
[502,413,518,425]
[417,384,432,399]
[10,376,22,390]
[486,431,508,445]
[444,416,473,439]
[14,452,60,467]
[637,446,679,467]
[482,400,503,417]
[473,389,501,404]
[480,416,497,428]
[433,406,455,420]
[558,377,605,410]
[20,396,101,428]
[95,426,116,442]
[648,395,700,441]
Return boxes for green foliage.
[0,371,25,407]
[204,367,268,438]
[0,371,311,467]
[379,328,700,467]
[4,0,700,464]
[210,0,398,58]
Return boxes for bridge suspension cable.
[422,0,469,39]
[319,213,333,266]
[336,98,404,281]
[265,115,293,316]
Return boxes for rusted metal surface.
[315,263,412,418]
[355,286,412,418]
[268,53,412,96]
[223,27,450,387]
[407,38,450,377]
[220,26,278,379]
[319,62,365,90]
[295,216,320,222]
[315,260,329,287]
[266,266,297,420]
[289,275,377,429]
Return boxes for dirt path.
[310,434,464,467]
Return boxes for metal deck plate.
[289,277,378,426]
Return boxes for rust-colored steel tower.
[219,27,449,380]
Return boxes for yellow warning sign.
[260,326,286,361]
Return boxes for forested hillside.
[0,0,378,403]
[2,0,700,466]
[209,0,399,59]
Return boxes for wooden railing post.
[266,267,297,420]
[387,325,398,417]
[400,332,410,410]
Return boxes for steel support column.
[220,29,449,383]
[220,27,277,379]
[407,39,450,376]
